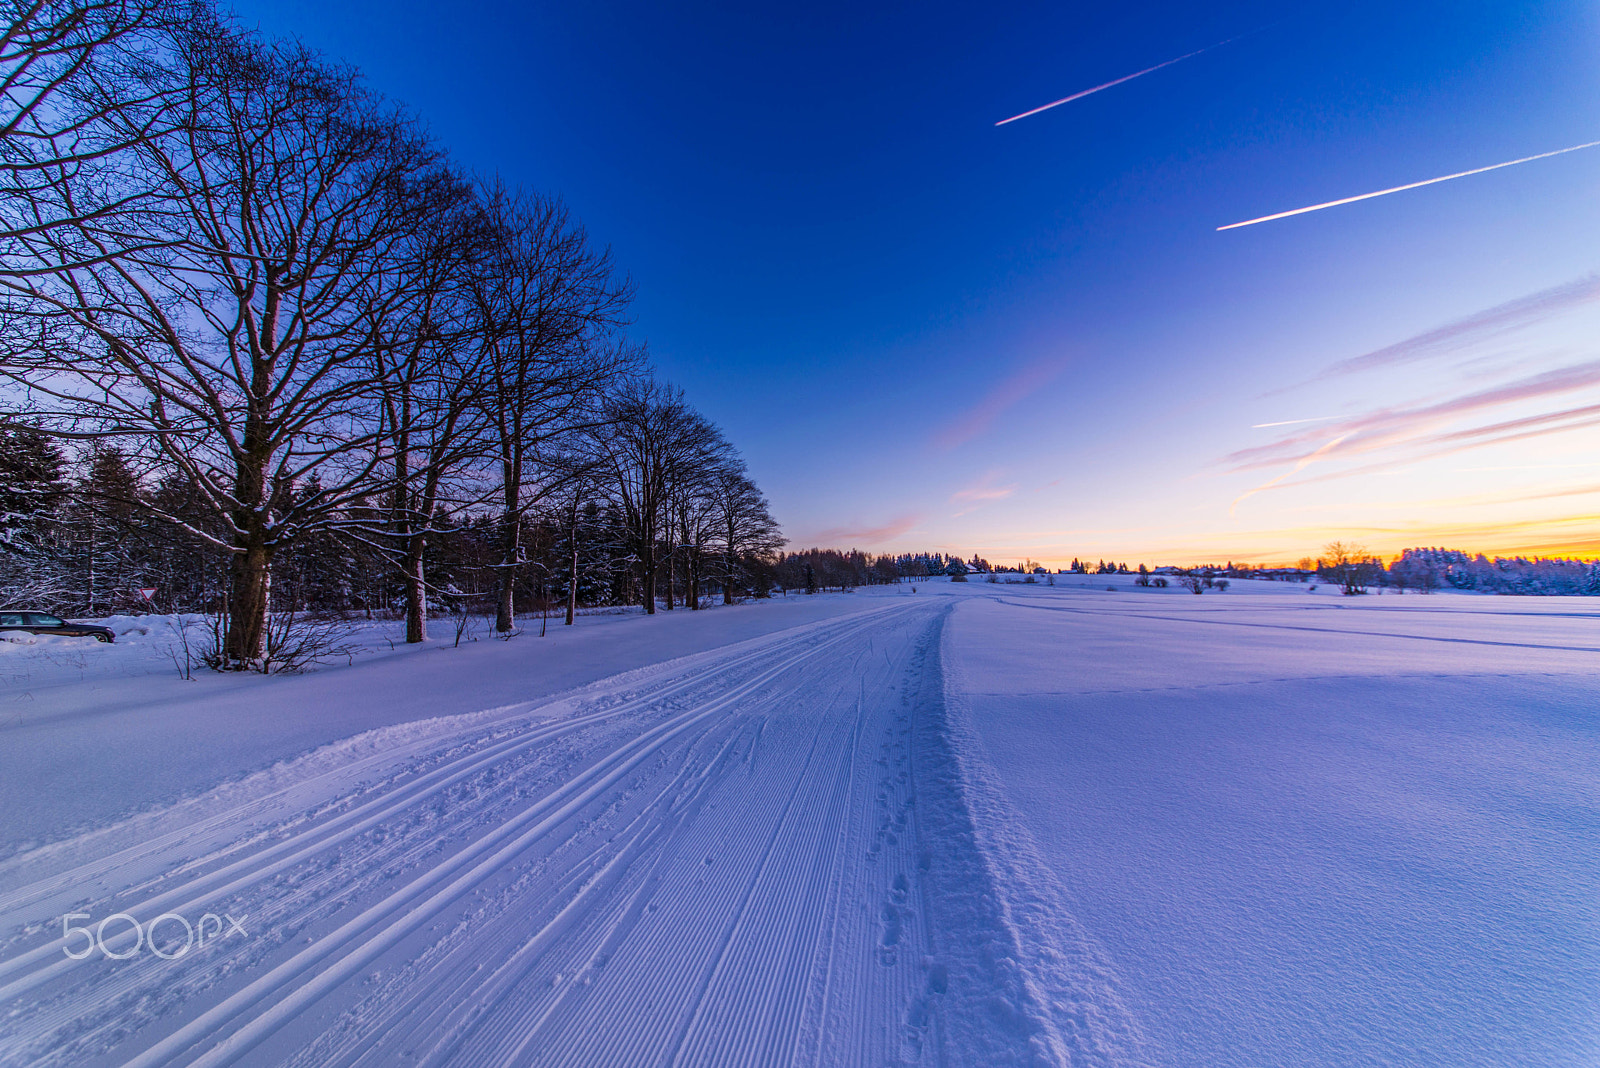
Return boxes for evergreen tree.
[68,447,142,614]
[0,426,66,556]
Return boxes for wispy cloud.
[1219,139,1600,231]
[933,354,1072,450]
[805,513,921,547]
[1227,360,1600,477]
[1334,481,1600,513]
[1263,401,1600,488]
[1454,463,1600,472]
[1318,275,1600,380]
[1134,513,1600,564]
[1412,401,1600,451]
[1230,433,1350,515]
[949,471,1019,516]
[1222,360,1600,510]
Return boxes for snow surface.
[0,580,1594,1065]
[0,598,904,852]
[943,578,1600,1067]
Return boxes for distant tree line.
[770,550,988,593]
[1244,542,1600,597]
[760,546,1600,598]
[1383,547,1600,596]
[1067,558,1131,575]
[0,0,781,666]
[1138,544,1600,596]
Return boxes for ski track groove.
[0,605,905,985]
[125,609,906,1068]
[0,608,885,925]
[9,610,878,1063]
[0,600,1033,1068]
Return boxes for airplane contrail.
[1218,139,1600,231]
[1230,433,1350,515]
[995,37,1240,127]
[1251,416,1337,428]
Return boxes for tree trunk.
[225,382,276,666]
[640,543,656,615]
[664,542,675,610]
[566,533,578,626]
[226,537,272,665]
[496,510,518,631]
[404,532,427,643]
[86,535,96,616]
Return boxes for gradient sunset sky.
[235,0,1600,566]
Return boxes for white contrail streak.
[1230,433,1350,515]
[1218,139,1600,231]
[1251,416,1337,428]
[995,38,1233,127]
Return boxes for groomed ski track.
[0,600,1061,1067]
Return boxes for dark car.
[0,611,115,642]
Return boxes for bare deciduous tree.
[595,381,724,615]
[358,186,491,643]
[468,185,633,632]
[710,463,781,604]
[0,2,789,669]
[664,428,736,611]
[1323,540,1373,596]
[0,0,180,248]
[0,27,453,665]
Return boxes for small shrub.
[163,615,204,680]
[202,609,355,673]
[452,609,479,647]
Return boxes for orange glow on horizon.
[967,511,1600,570]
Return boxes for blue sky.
[235,0,1600,564]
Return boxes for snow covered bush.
[1390,548,1600,595]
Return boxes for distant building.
[1253,568,1316,582]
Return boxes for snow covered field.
[0,580,1594,1066]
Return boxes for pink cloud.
[933,354,1073,450]
[949,471,1019,516]
[1321,275,1600,379]
[1226,359,1600,475]
[1224,360,1600,510]
[805,513,922,547]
